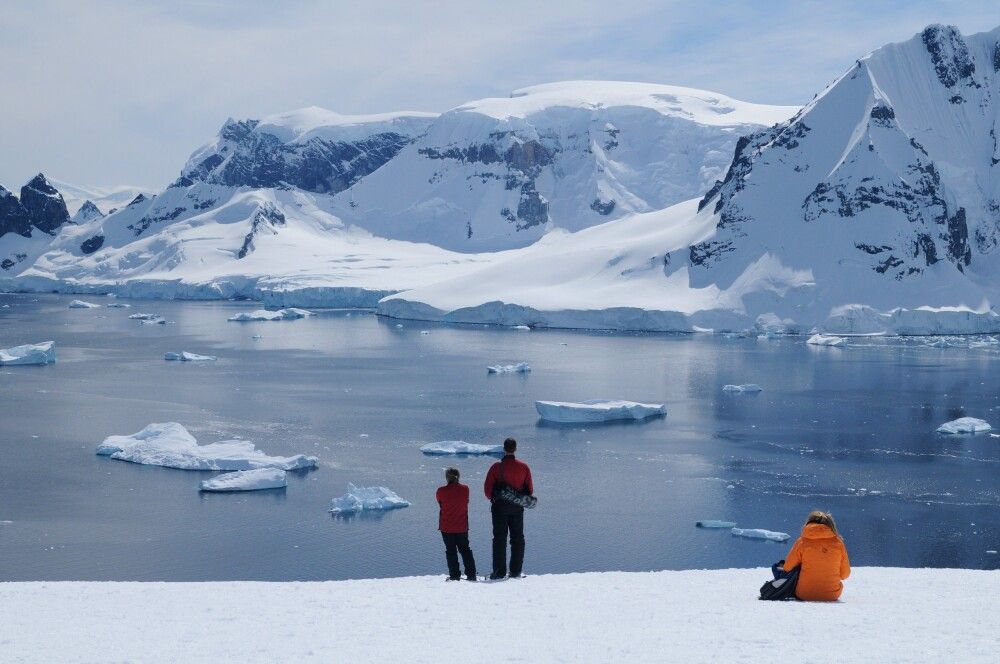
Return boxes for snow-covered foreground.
[1,569,996,663]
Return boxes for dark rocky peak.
[922,25,976,88]
[219,118,259,143]
[73,200,105,223]
[127,193,148,207]
[0,184,32,238]
[19,172,69,234]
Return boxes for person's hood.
[801,523,839,540]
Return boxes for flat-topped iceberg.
[200,468,287,492]
[936,417,992,435]
[420,441,503,455]
[696,520,737,529]
[96,422,319,471]
[487,363,531,374]
[329,484,410,514]
[731,528,790,542]
[722,384,762,393]
[164,351,217,362]
[106,302,131,308]
[0,341,56,366]
[535,399,666,423]
[228,308,313,322]
[807,334,846,347]
[69,300,100,309]
[128,313,160,320]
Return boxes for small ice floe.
[936,417,992,435]
[513,325,531,331]
[200,468,287,492]
[722,384,762,393]
[252,334,262,340]
[164,351,217,362]
[227,308,312,322]
[140,318,168,325]
[696,520,737,529]
[731,528,791,542]
[329,484,410,514]
[0,341,56,366]
[807,334,846,347]
[535,400,666,423]
[96,422,319,471]
[128,313,160,320]
[106,302,131,308]
[69,299,101,309]
[420,441,503,455]
[487,363,531,374]
[420,330,430,335]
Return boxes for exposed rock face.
[0,186,32,238]
[71,200,105,224]
[19,173,69,234]
[237,202,287,258]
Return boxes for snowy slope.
[331,81,796,251]
[381,25,1000,334]
[47,179,152,216]
[1,569,997,663]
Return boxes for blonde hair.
[805,510,839,537]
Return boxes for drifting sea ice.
[0,341,56,366]
[936,417,992,435]
[96,422,319,471]
[420,441,503,455]
[722,384,762,393]
[164,351,217,362]
[535,399,666,423]
[696,520,737,529]
[329,484,410,514]
[106,302,131,308]
[128,313,160,320]
[200,468,287,492]
[487,362,531,374]
[513,325,531,331]
[227,308,313,322]
[731,528,790,542]
[807,334,846,347]
[68,300,100,309]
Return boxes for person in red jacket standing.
[436,467,477,581]
[483,438,534,579]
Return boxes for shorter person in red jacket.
[436,467,477,581]
[484,438,534,579]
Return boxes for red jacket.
[436,482,470,533]
[484,455,534,500]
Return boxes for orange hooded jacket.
[782,522,851,601]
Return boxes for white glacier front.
[329,484,410,514]
[535,399,666,423]
[420,441,503,455]
[200,468,287,492]
[0,341,56,366]
[96,422,319,471]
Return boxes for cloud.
[0,0,996,188]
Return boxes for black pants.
[491,504,525,577]
[442,532,477,580]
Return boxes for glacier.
[535,400,666,423]
[96,422,319,471]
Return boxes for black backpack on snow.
[759,565,800,601]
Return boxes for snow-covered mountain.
[330,81,795,251]
[380,25,1000,334]
[47,178,152,216]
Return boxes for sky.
[1,0,998,189]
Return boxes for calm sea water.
[1,293,998,580]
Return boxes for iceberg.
[420,441,503,455]
[128,313,160,320]
[228,308,313,322]
[96,422,319,471]
[106,302,131,308]
[200,468,287,492]
[164,351,217,362]
[513,325,531,331]
[696,520,737,529]
[807,334,846,347]
[731,528,790,542]
[68,299,100,309]
[487,363,531,374]
[535,399,666,423]
[936,417,992,435]
[0,341,56,366]
[722,384,762,393]
[329,484,410,514]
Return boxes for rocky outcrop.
[20,173,69,234]
[0,186,32,238]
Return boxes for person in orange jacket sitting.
[782,511,851,601]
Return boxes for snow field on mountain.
[1,568,996,663]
